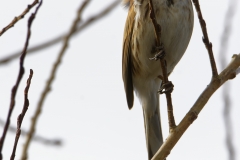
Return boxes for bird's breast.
[131,0,194,78]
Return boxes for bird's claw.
[149,45,165,61]
[158,81,174,94]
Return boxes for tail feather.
[142,102,163,160]
[134,78,163,159]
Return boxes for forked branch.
[150,0,239,159]
[152,54,240,160]
[0,0,39,36]
[0,0,42,159]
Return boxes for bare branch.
[0,0,120,65]
[152,54,240,160]
[21,1,90,159]
[0,118,62,146]
[0,0,39,36]
[0,1,42,159]
[192,0,218,77]
[10,69,33,160]
[148,0,176,129]
[219,0,238,160]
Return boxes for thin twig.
[10,69,33,160]
[0,0,120,65]
[219,0,238,160]
[148,0,176,129]
[192,0,218,78]
[0,118,62,146]
[21,1,90,160]
[0,1,42,159]
[0,0,39,36]
[152,54,240,160]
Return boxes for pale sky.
[0,0,239,160]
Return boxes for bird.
[122,0,194,159]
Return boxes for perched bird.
[122,0,194,159]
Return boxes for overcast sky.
[0,0,239,160]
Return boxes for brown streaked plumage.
[122,0,194,159]
[122,2,135,109]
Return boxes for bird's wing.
[122,3,135,109]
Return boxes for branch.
[0,118,62,146]
[10,70,33,160]
[219,0,238,159]
[0,0,120,65]
[152,54,240,160]
[0,0,39,36]
[0,1,42,159]
[148,0,176,129]
[21,1,90,159]
[192,0,218,77]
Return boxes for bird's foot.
[158,81,174,94]
[149,45,165,61]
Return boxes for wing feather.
[122,4,135,109]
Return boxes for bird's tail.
[142,99,163,160]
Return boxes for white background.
[0,0,239,160]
